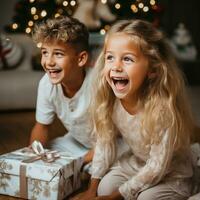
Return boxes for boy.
[29,16,94,165]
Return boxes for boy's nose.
[46,56,56,67]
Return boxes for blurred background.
[0,0,200,84]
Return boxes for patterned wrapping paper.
[0,147,83,200]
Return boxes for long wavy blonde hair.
[91,19,195,151]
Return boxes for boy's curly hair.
[32,15,89,52]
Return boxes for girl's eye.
[124,56,134,62]
[105,55,114,61]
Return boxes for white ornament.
[73,0,101,29]
[0,33,23,69]
[170,23,197,61]
[73,0,116,30]
[96,0,116,22]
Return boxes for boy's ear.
[78,51,88,67]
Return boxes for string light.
[150,0,156,5]
[143,6,149,12]
[70,0,76,6]
[131,4,138,13]
[25,27,32,34]
[138,3,144,9]
[100,29,106,35]
[63,1,68,6]
[37,42,42,48]
[101,0,107,4]
[10,0,160,34]
[28,20,34,26]
[12,23,18,29]
[31,7,37,15]
[33,15,39,20]
[128,0,158,13]
[115,3,121,9]
[41,10,47,17]
[55,13,60,18]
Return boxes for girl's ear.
[147,66,157,80]
[148,72,157,79]
[78,51,88,67]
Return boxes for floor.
[0,112,67,200]
[0,86,199,200]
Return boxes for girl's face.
[104,33,149,102]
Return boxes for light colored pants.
[98,165,191,200]
[49,133,90,157]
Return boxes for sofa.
[0,34,44,110]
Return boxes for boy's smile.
[40,40,82,86]
[46,66,62,79]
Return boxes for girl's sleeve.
[91,138,117,179]
[119,129,173,200]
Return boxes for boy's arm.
[29,122,50,147]
[83,149,94,164]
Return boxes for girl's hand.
[70,189,96,200]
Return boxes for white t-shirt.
[36,68,94,148]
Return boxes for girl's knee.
[97,177,118,196]
[137,188,187,200]
[137,190,156,200]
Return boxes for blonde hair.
[91,19,194,150]
[32,15,89,52]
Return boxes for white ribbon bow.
[23,140,60,163]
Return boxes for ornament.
[0,33,24,70]
[73,0,116,30]
[170,23,197,61]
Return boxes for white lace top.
[91,99,193,199]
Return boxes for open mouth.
[48,69,62,74]
[46,68,62,77]
[112,77,129,90]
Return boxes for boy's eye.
[55,52,64,57]
[41,50,48,56]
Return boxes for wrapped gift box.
[0,147,83,200]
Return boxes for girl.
[71,19,194,200]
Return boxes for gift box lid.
[0,147,75,182]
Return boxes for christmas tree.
[5,0,77,34]
[5,0,163,35]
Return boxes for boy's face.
[40,40,82,85]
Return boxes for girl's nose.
[112,61,123,72]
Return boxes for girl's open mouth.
[112,77,129,91]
